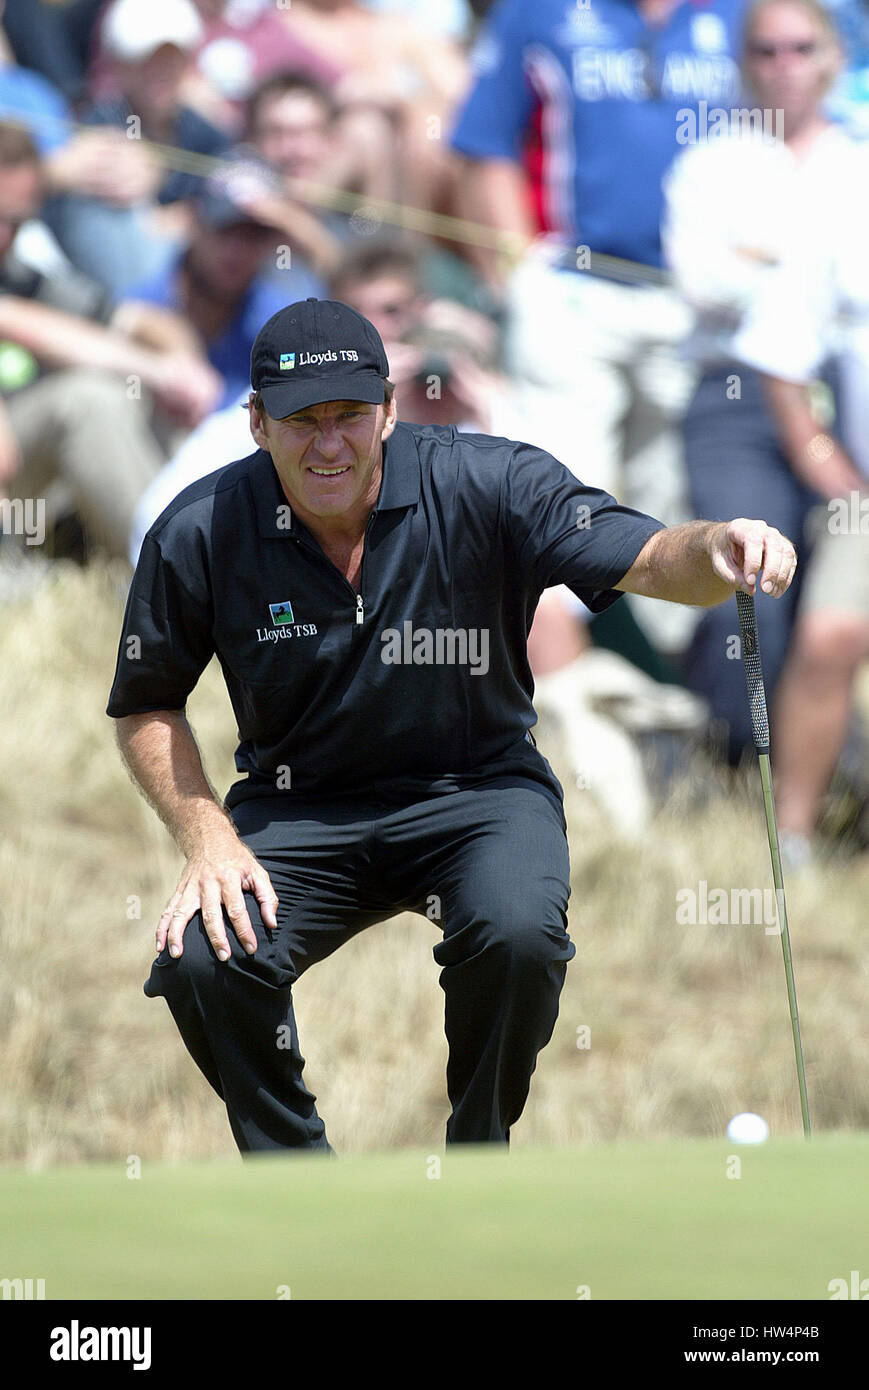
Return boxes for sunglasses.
[747,39,820,58]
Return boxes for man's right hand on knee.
[111,712,280,964]
[157,829,280,963]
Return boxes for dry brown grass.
[2,560,868,1167]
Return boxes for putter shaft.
[758,749,812,1138]
[736,590,811,1139]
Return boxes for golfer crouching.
[106,299,796,1155]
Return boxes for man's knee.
[796,610,869,676]
[144,911,219,1000]
[439,903,574,977]
[499,912,574,973]
[51,368,149,424]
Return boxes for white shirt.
[662,123,869,366]
[733,155,869,380]
[129,394,255,566]
[733,170,869,473]
[733,227,869,381]
[11,219,73,276]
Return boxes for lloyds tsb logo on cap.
[279,353,296,370]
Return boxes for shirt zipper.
[293,514,374,629]
[352,512,375,629]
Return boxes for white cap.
[102,0,204,63]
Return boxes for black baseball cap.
[250,298,390,418]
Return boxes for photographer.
[330,238,504,432]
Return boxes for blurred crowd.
[2,0,869,864]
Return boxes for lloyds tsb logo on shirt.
[380,622,490,675]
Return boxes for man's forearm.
[114,710,238,856]
[110,299,204,357]
[0,297,172,392]
[455,158,533,287]
[618,516,795,606]
[763,375,829,465]
[619,521,734,606]
[762,375,865,497]
[277,204,343,278]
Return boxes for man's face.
[333,273,422,343]
[251,92,333,180]
[0,161,42,262]
[249,395,397,524]
[120,43,190,124]
[190,216,277,297]
[744,2,838,113]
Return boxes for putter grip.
[736,590,770,753]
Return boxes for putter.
[736,589,812,1139]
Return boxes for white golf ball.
[726,1112,770,1144]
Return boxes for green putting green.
[2,1136,867,1300]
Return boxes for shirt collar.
[252,420,421,539]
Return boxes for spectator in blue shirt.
[449,0,749,785]
[0,0,71,155]
[1,0,103,107]
[42,0,232,298]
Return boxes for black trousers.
[683,364,823,761]
[144,773,574,1155]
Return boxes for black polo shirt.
[106,421,665,807]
